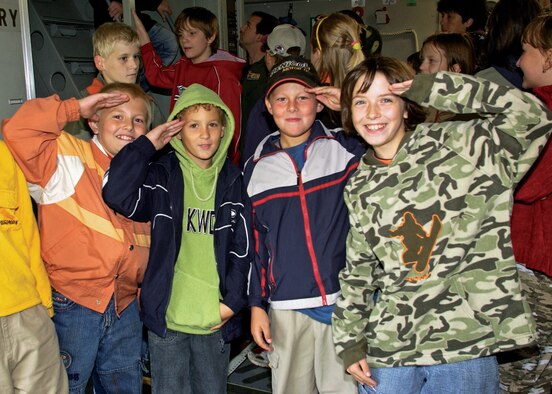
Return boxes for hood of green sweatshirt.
[168,84,234,172]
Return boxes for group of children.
[2,3,552,394]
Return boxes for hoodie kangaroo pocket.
[166,269,222,330]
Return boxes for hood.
[169,83,234,172]
[193,50,246,74]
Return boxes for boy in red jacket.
[133,6,245,164]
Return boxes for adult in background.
[239,23,306,169]
[239,11,278,148]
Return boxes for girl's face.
[351,72,408,160]
[419,43,448,75]
[517,42,552,89]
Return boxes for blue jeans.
[140,22,180,91]
[149,328,230,394]
[359,356,499,394]
[52,290,142,394]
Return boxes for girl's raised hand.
[388,80,413,95]
[305,86,342,111]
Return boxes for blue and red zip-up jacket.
[243,120,365,310]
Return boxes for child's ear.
[265,97,274,115]
[94,55,105,72]
[207,34,216,45]
[316,101,324,113]
[544,49,552,72]
[451,63,462,73]
[88,119,100,135]
[463,18,474,30]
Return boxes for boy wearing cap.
[239,24,306,168]
[243,57,364,394]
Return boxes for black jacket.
[103,136,253,341]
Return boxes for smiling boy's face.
[90,94,149,157]
[265,82,323,148]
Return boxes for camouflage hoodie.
[332,72,552,369]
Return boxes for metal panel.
[0,0,35,133]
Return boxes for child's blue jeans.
[358,356,499,394]
[52,290,142,394]
[148,328,230,394]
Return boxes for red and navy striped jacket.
[243,120,365,310]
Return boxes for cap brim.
[266,77,318,98]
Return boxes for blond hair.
[93,22,139,58]
[100,82,153,128]
[310,13,365,87]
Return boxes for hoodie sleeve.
[404,72,552,187]
[332,190,381,371]
[102,135,160,222]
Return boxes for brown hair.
[93,22,139,58]
[522,14,552,54]
[341,57,426,134]
[310,13,365,87]
[99,82,153,128]
[481,0,541,70]
[175,7,219,53]
[177,103,226,128]
[422,33,475,74]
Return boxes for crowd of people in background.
[1,0,551,393]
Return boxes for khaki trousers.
[0,304,68,394]
[268,309,357,394]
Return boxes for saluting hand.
[146,119,184,150]
[78,93,129,122]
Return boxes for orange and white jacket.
[2,95,150,315]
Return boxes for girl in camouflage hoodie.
[332,56,552,393]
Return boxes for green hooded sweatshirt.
[165,84,234,335]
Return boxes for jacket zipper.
[296,170,328,305]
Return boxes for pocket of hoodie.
[448,276,494,337]
[0,190,21,231]
[166,268,222,329]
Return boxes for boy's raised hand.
[78,93,129,121]
[131,8,150,45]
[250,306,273,351]
[146,119,184,150]
[389,79,413,95]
